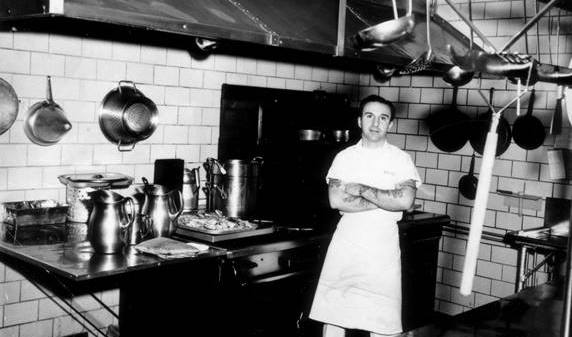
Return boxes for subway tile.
[390,76,411,87]
[435,283,451,301]
[0,325,17,337]
[438,252,453,268]
[476,260,502,279]
[359,73,371,86]
[405,135,427,151]
[112,41,140,62]
[188,126,212,144]
[490,280,515,298]
[524,180,553,198]
[447,204,472,223]
[522,215,543,230]
[344,72,359,85]
[93,145,123,165]
[472,276,492,295]
[438,154,461,171]
[442,237,467,255]
[30,52,65,77]
[475,293,497,307]
[49,34,82,56]
[42,166,73,188]
[27,146,61,166]
[165,87,190,106]
[150,145,177,160]
[14,32,49,52]
[76,122,107,144]
[236,58,256,74]
[71,294,101,312]
[327,69,343,83]
[420,88,444,104]
[64,56,96,80]
[436,186,459,203]
[190,88,219,108]
[180,69,203,88]
[491,246,517,266]
[82,37,112,59]
[200,144,217,162]
[451,288,475,307]
[0,282,20,304]
[154,66,179,86]
[407,104,431,120]
[203,71,225,90]
[442,268,462,287]
[438,301,464,316]
[4,301,38,326]
[285,79,304,90]
[398,88,421,103]
[214,55,236,72]
[121,145,150,164]
[226,73,248,86]
[12,75,46,99]
[20,281,45,302]
[267,77,286,89]
[126,63,154,84]
[100,289,120,307]
[176,145,201,163]
[247,75,266,87]
[157,105,178,125]
[512,161,540,180]
[163,125,188,144]
[276,62,294,78]
[416,152,438,168]
[96,60,126,82]
[7,167,43,190]
[0,145,27,167]
[411,76,434,88]
[0,32,13,48]
[53,315,84,337]
[311,67,328,82]
[140,45,166,64]
[137,84,165,105]
[20,319,52,337]
[502,265,517,283]
[78,80,115,103]
[397,119,419,135]
[257,60,276,77]
[178,107,202,125]
[61,145,93,166]
[166,48,191,67]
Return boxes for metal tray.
[174,224,275,243]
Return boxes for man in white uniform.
[310,95,421,337]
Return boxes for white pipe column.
[460,113,499,296]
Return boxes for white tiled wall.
[0,0,570,335]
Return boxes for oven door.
[220,247,324,337]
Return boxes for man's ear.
[357,116,362,129]
[388,120,394,130]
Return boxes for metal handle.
[117,80,136,94]
[117,140,136,152]
[121,197,135,229]
[168,190,184,220]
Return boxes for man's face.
[358,101,393,144]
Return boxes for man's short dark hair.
[358,95,396,121]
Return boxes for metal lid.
[58,173,133,188]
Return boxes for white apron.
[310,141,421,335]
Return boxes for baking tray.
[174,224,276,243]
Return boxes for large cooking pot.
[58,173,133,222]
[0,77,19,136]
[203,158,262,218]
[99,81,159,151]
[469,88,512,157]
[428,86,471,152]
[512,88,546,150]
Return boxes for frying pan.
[0,78,18,136]
[459,153,478,200]
[428,86,470,152]
[512,89,545,150]
[469,88,512,156]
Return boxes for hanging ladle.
[354,0,415,50]
[398,0,435,74]
[443,0,475,86]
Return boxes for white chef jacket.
[310,140,421,335]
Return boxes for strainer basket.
[99,81,159,151]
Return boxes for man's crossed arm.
[328,178,417,213]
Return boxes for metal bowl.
[298,129,322,141]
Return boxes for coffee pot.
[182,167,200,212]
[87,190,135,254]
[142,178,183,237]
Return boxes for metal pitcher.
[87,190,135,254]
[142,179,183,237]
[182,167,200,212]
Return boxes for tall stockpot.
[204,158,262,218]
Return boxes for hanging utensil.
[512,89,546,150]
[459,153,478,200]
[354,0,415,50]
[0,77,18,136]
[550,11,563,135]
[443,0,474,86]
[24,76,72,146]
[428,86,470,152]
[398,0,434,74]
